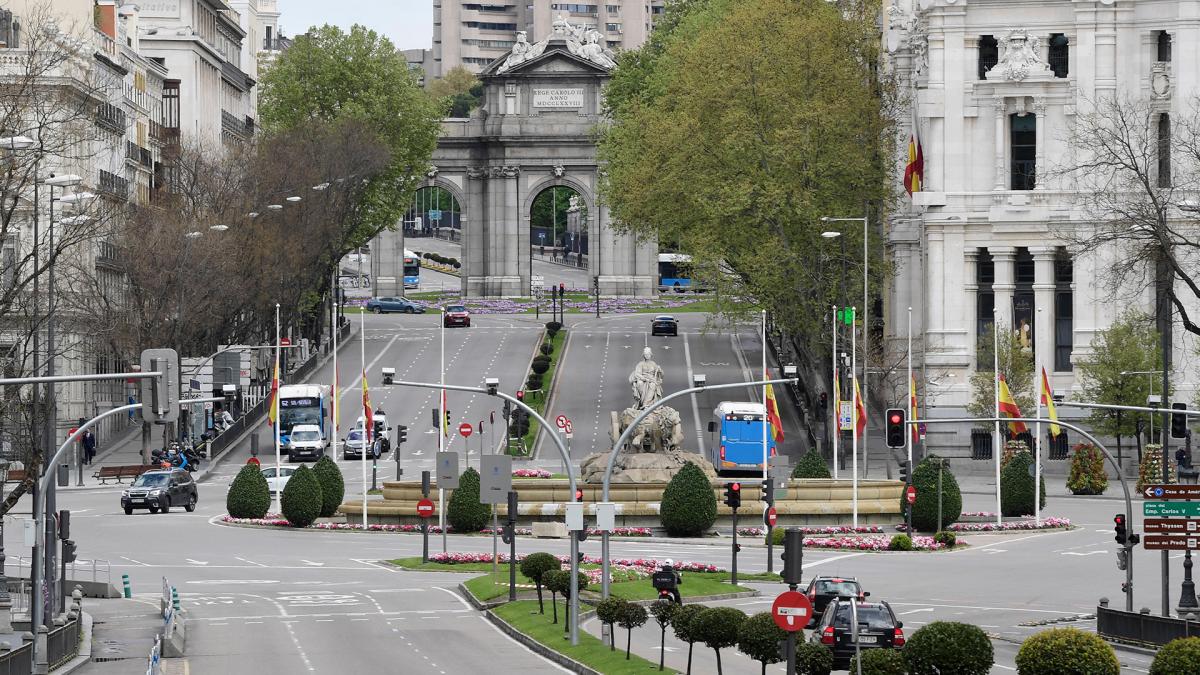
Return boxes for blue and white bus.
[403,249,421,289]
[277,384,330,445]
[658,253,692,292]
[708,401,776,476]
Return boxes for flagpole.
[273,303,282,514]
[1034,308,1043,526]
[762,309,768,486]
[851,306,858,528]
[440,306,446,554]
[333,302,339,466]
[360,310,367,529]
[832,305,838,480]
[906,307,913,477]
[993,308,1002,528]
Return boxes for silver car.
[286,425,326,462]
[342,428,380,460]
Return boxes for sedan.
[443,305,471,328]
[366,297,426,314]
[262,466,297,495]
[651,315,678,337]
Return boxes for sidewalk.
[76,597,168,675]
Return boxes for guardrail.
[145,634,162,675]
[0,640,31,674]
[1097,602,1200,646]
[47,616,81,670]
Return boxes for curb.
[483,608,601,675]
[532,326,568,461]
[457,581,539,611]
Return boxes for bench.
[92,465,157,484]
[3,469,27,484]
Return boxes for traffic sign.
[246,457,260,466]
[1145,518,1200,534]
[771,591,812,632]
[280,337,291,346]
[839,402,853,431]
[905,485,917,505]
[1144,501,1200,517]
[564,420,573,434]
[765,506,777,527]
[555,414,569,429]
[416,499,435,518]
[1144,535,1200,551]
[1142,484,1200,500]
[459,423,473,438]
[428,209,442,221]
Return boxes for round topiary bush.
[736,612,787,674]
[447,467,491,532]
[889,534,913,551]
[227,463,271,518]
[518,551,560,613]
[540,341,553,356]
[311,455,345,518]
[1067,443,1108,495]
[596,597,628,650]
[1000,449,1046,517]
[280,464,323,527]
[904,621,993,675]
[795,641,834,675]
[690,606,746,674]
[530,359,550,375]
[933,531,957,548]
[1151,636,1200,675]
[908,455,962,532]
[660,462,717,536]
[851,648,908,675]
[545,321,562,334]
[793,449,831,479]
[526,373,544,391]
[1013,627,1118,675]
[671,604,706,673]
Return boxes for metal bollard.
[122,574,131,599]
[171,588,180,612]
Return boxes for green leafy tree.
[736,612,787,675]
[904,621,993,675]
[793,449,831,478]
[999,450,1046,516]
[617,602,649,660]
[426,66,482,117]
[530,187,587,244]
[227,463,271,519]
[967,329,1034,422]
[311,456,345,518]
[671,604,707,675]
[518,552,560,613]
[599,0,892,356]
[906,456,962,532]
[280,465,323,527]
[1013,627,1118,675]
[660,462,718,536]
[1151,636,1200,675]
[649,600,679,671]
[447,467,491,532]
[258,24,441,248]
[795,642,834,675]
[1076,311,1162,454]
[596,597,628,651]
[543,569,567,624]
[690,606,747,675]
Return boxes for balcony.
[124,141,153,168]
[95,103,126,134]
[221,110,248,140]
[98,170,128,201]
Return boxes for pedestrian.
[81,430,97,466]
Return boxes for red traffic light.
[1114,514,1126,526]
[574,489,584,501]
[889,413,902,424]
[731,483,741,492]
[516,390,524,400]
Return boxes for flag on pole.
[362,369,373,442]
[1040,367,1061,437]
[265,357,280,427]
[833,369,841,430]
[441,390,448,437]
[997,375,1028,435]
[853,376,866,439]
[903,111,924,196]
[765,371,784,442]
[909,374,919,443]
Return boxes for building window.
[1010,114,1036,191]
[1054,252,1073,371]
[978,35,998,79]
[977,249,995,368]
[605,23,620,32]
[1158,113,1171,188]
[1157,30,1172,62]
[1013,248,1035,356]
[551,4,598,14]
[1048,34,1068,78]
[606,4,619,12]
[463,21,518,30]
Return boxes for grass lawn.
[464,569,540,601]
[493,600,671,673]
[601,574,750,601]
[517,328,566,451]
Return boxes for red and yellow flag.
[1040,367,1061,437]
[853,376,866,439]
[765,370,784,443]
[997,375,1028,435]
[265,357,280,427]
[909,374,919,443]
[441,390,449,437]
[833,369,841,432]
[903,117,924,196]
[362,369,373,442]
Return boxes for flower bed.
[960,511,996,518]
[412,291,710,315]
[512,468,553,478]
[948,517,1071,532]
[738,525,885,537]
[428,552,719,575]
[803,536,949,551]
[221,515,650,538]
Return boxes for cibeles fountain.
[579,347,718,483]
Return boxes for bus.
[708,401,776,476]
[403,249,421,289]
[277,384,330,446]
[658,253,692,292]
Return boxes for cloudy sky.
[278,1,432,51]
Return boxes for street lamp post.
[821,231,843,469]
[822,216,869,473]
[1179,465,1200,617]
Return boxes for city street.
[407,236,593,292]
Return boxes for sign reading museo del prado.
[532,87,585,109]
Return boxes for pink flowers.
[512,468,553,478]
[949,517,1071,532]
[426,552,720,576]
[738,525,885,536]
[803,536,948,551]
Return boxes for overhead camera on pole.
[139,348,179,425]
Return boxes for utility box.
[595,502,616,532]
[565,502,584,531]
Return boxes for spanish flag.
[853,376,866,439]
[910,374,919,443]
[903,114,924,196]
[833,369,841,431]
[997,375,1028,435]
[265,357,279,427]
[441,390,449,438]
[1040,367,1061,437]
[362,369,373,442]
[765,370,784,443]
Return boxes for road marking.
[897,608,935,615]
[480,615,572,673]
[802,552,868,569]
[431,585,473,611]
[887,601,1081,615]
[300,560,325,566]
[681,333,706,457]
[185,559,208,566]
[120,556,149,566]
[234,557,268,567]
[1061,551,1107,556]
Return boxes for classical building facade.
[883,0,1199,452]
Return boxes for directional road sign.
[1142,484,1200,500]
[1144,501,1200,517]
[1145,518,1200,534]
[771,591,813,632]
[416,499,435,518]
[458,423,473,438]
[1144,535,1200,551]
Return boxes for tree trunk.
[714,648,723,675]
[550,593,558,623]
[626,627,632,659]
[610,623,615,650]
[141,421,151,464]
[686,643,693,674]
[659,627,666,670]
[761,661,767,675]
[536,584,544,613]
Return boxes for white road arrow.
[301,560,325,567]
[1062,550,1107,556]
[185,559,208,565]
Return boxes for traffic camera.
[484,377,499,395]
[885,408,906,448]
[724,482,741,509]
[1173,402,1189,439]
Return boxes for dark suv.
[803,576,865,627]
[811,598,905,670]
[121,469,198,515]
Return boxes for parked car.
[366,297,426,314]
[286,424,326,462]
[443,305,471,328]
[121,469,198,515]
[810,598,905,670]
[262,466,297,495]
[803,576,865,627]
[651,315,678,337]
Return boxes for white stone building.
[882,0,1200,455]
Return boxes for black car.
[804,576,865,627]
[651,315,678,336]
[121,469,198,515]
[811,598,905,670]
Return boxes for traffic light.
[899,461,911,485]
[503,400,512,419]
[516,390,525,402]
[1117,548,1129,571]
[763,478,774,507]
[885,408,906,448]
[431,408,439,429]
[1173,402,1189,439]
[139,348,179,425]
[445,410,451,428]
[780,528,804,585]
[397,425,408,444]
[1114,513,1128,545]
[819,392,828,409]
[58,510,70,540]
[61,539,77,564]
[724,482,741,509]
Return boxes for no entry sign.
[458,423,473,438]
[765,506,777,528]
[905,485,917,505]
[771,591,812,632]
[416,499,435,518]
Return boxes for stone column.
[993,97,1007,191]
[1033,98,1047,190]
[964,248,979,364]
[925,226,944,335]
[464,166,488,296]
[991,246,1017,333]
[1031,246,1056,370]
[503,166,525,296]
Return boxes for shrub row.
[226,456,345,527]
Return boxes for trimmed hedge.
[888,534,913,551]
[851,648,908,675]
[691,607,746,674]
[540,341,554,356]
[311,456,345,518]
[447,467,491,532]
[1000,449,1046,517]
[1013,627,1118,675]
[1151,636,1200,675]
[1067,443,1108,495]
[933,531,957,548]
[907,455,962,532]
[736,612,787,672]
[795,641,834,675]
[660,462,717,536]
[227,463,271,519]
[793,449,831,478]
[280,465,322,528]
[904,621,993,675]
